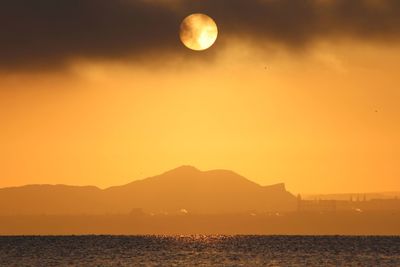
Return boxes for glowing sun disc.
[180,13,218,51]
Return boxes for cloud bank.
[1,0,399,69]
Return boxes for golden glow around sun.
[180,13,218,51]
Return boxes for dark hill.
[0,166,296,215]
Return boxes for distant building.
[297,196,336,212]
[298,197,400,212]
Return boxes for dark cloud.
[0,0,399,70]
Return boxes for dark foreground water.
[0,236,400,266]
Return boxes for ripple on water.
[0,236,400,266]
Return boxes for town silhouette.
[1,166,399,235]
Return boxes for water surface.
[1,236,399,266]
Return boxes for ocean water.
[0,236,399,266]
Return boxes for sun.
[180,13,218,51]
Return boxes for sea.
[0,236,399,266]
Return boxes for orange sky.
[0,40,399,194]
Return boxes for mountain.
[0,166,296,215]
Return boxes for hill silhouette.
[0,166,296,215]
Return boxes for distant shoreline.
[1,211,399,236]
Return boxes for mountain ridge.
[0,166,296,215]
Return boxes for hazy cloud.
[1,0,399,70]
